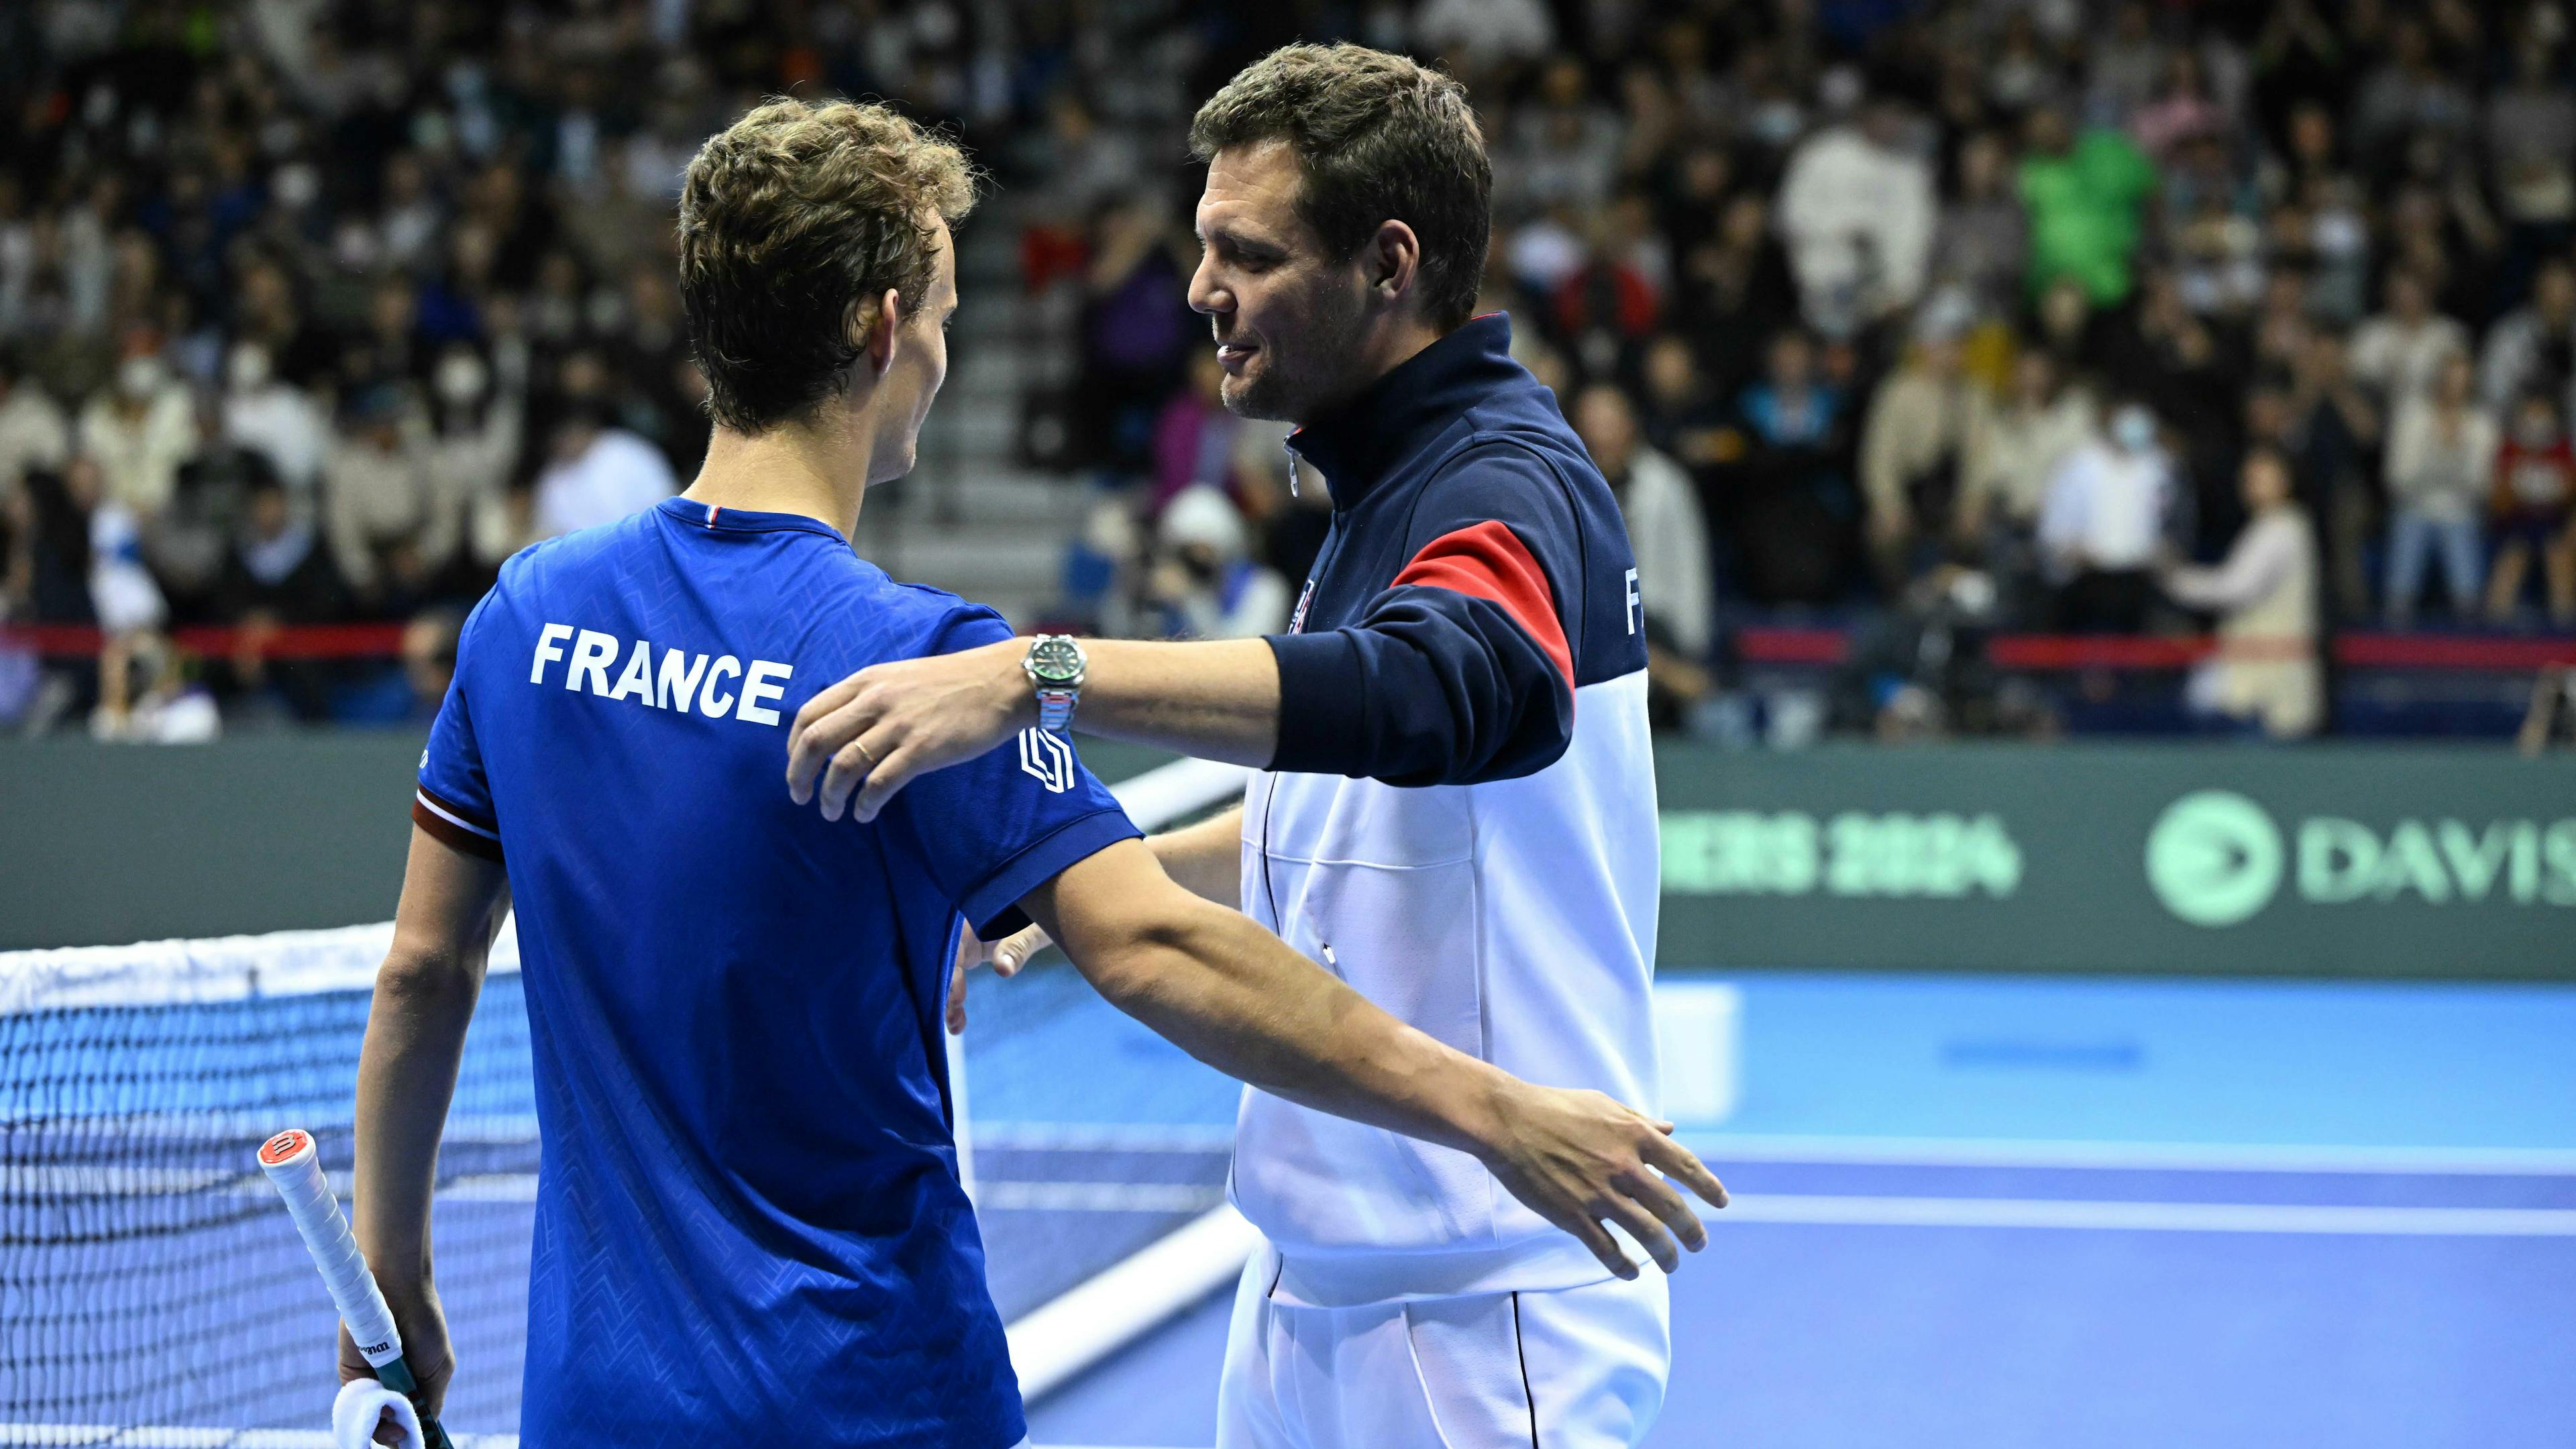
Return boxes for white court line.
[1676,1132,2576,1177]
[1721,1193,2576,1236]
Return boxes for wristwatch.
[1023,634,1086,733]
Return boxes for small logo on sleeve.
[1019,728,1076,794]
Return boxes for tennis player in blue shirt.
[344,98,1724,1448]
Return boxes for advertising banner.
[1656,743,2576,978]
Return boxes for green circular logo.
[2145,790,2284,928]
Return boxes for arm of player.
[953,806,1245,1009]
[788,636,1278,822]
[1021,838,1728,1279]
[345,826,510,1416]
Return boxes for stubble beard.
[1219,288,1371,425]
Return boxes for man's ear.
[1365,220,1421,306]
[860,288,902,376]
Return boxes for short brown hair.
[1189,44,1491,331]
[678,98,979,433]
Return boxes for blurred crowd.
[1025,0,2576,741]
[4,2,2576,745]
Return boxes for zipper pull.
[1282,435,1299,499]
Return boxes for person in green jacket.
[2018,105,2159,307]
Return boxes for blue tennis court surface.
[994,969,2576,1449]
[5,963,2569,1446]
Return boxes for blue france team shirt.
[412,496,1138,1448]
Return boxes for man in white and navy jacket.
[785,42,1720,1449]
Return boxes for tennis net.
[0,757,1250,1443]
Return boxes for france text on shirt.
[529,622,792,725]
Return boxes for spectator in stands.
[1413,0,1558,69]
[2487,393,2576,627]
[219,341,326,502]
[215,471,345,722]
[157,393,282,619]
[1138,485,1289,641]
[2159,449,2322,739]
[2350,268,2470,405]
[1861,302,1992,593]
[2287,328,2385,622]
[0,354,70,500]
[1500,57,1623,215]
[1573,382,1713,727]
[323,385,443,618]
[2486,39,2576,275]
[2040,400,2174,633]
[423,346,523,598]
[1670,191,1797,400]
[2479,259,2576,419]
[78,352,193,522]
[2383,352,2495,626]
[1776,91,1934,339]
[1635,332,1732,480]
[2017,103,2157,307]
[1965,350,2094,599]
[531,400,676,540]
[1076,194,1197,473]
[1733,328,1854,605]
[1930,130,2028,321]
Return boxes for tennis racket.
[257,1128,457,1449]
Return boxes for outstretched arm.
[1020,838,1728,1279]
[788,636,1279,822]
[948,806,1244,1025]
[345,826,510,1415]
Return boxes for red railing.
[7,622,2575,672]
[3,623,410,659]
[1733,627,2576,672]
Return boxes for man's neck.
[684,413,872,539]
[1303,315,1448,424]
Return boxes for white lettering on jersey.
[1019,727,1075,793]
[608,639,656,704]
[568,630,619,694]
[655,649,710,712]
[531,623,574,683]
[737,661,792,725]
[699,656,743,717]
[523,627,790,727]
[1624,568,1641,637]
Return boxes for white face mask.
[227,344,272,392]
[118,357,165,401]
[435,353,488,406]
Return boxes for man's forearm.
[352,949,485,1288]
[1148,806,1244,905]
[1063,890,1507,1159]
[1071,638,1280,765]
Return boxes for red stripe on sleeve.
[1389,521,1574,691]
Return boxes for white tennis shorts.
[1215,1242,1672,1449]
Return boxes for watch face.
[1029,636,1083,684]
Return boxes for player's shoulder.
[879,578,1014,651]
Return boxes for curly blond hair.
[678,98,979,433]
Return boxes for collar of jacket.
[1285,313,1519,511]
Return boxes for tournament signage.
[1655,743,2576,979]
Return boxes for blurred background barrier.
[12,733,2567,979]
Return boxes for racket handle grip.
[258,1130,404,1364]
